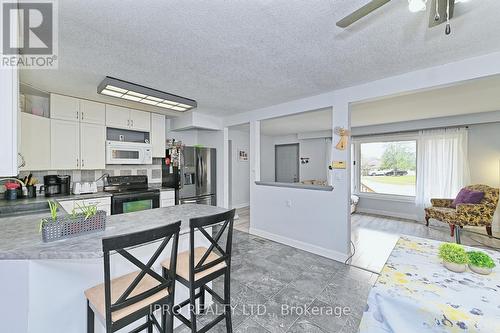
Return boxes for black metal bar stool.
[161,209,235,333]
[85,221,181,333]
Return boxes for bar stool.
[162,209,236,333]
[85,222,181,333]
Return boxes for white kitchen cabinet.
[50,119,80,170]
[80,122,106,170]
[105,104,130,129]
[50,94,80,122]
[80,100,105,125]
[0,66,18,176]
[106,105,151,132]
[58,196,111,216]
[19,113,51,171]
[160,190,176,207]
[130,109,151,132]
[151,113,166,157]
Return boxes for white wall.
[228,129,250,208]
[260,134,275,182]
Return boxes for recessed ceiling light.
[106,85,128,94]
[97,77,197,112]
[122,94,143,102]
[141,99,160,106]
[127,91,147,98]
[101,89,124,97]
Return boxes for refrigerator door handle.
[200,155,204,187]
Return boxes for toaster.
[72,182,98,195]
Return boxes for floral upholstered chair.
[425,185,499,239]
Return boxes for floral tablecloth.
[359,236,500,333]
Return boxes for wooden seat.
[162,247,227,282]
[85,271,169,322]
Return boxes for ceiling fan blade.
[336,0,391,28]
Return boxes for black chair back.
[101,221,181,329]
[189,209,236,282]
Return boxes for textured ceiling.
[21,0,500,117]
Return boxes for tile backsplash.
[15,158,163,190]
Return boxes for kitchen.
[0,79,225,333]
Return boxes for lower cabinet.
[160,190,176,207]
[58,197,111,216]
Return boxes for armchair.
[425,185,499,241]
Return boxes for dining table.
[358,235,500,333]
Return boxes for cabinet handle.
[82,159,84,168]
[77,158,79,168]
[131,119,134,127]
[127,119,130,127]
[81,112,84,121]
[76,111,79,120]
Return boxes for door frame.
[274,143,300,183]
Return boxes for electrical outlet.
[286,200,292,207]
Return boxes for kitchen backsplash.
[13,158,163,191]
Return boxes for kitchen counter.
[0,204,227,260]
[0,191,113,216]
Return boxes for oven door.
[111,192,160,215]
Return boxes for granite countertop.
[0,192,113,216]
[0,204,227,260]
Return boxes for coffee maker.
[43,175,71,197]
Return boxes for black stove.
[104,175,160,215]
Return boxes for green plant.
[467,251,496,269]
[39,200,59,232]
[75,203,98,220]
[438,243,469,264]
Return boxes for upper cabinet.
[50,119,80,170]
[19,113,51,171]
[80,100,105,125]
[105,105,151,132]
[80,122,106,170]
[151,113,166,157]
[50,94,80,122]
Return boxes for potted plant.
[438,243,469,273]
[467,251,496,275]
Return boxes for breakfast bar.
[0,204,227,333]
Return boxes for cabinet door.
[151,113,166,157]
[50,94,80,122]
[105,104,131,129]
[80,100,105,125]
[80,122,105,170]
[130,109,151,132]
[19,113,51,171]
[51,119,80,170]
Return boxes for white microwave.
[106,141,153,165]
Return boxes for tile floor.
[174,210,500,332]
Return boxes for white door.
[51,119,80,170]
[151,113,165,157]
[275,144,299,183]
[130,109,151,131]
[50,94,80,122]
[80,100,105,125]
[105,105,131,129]
[80,123,106,170]
[19,113,51,171]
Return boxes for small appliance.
[72,181,98,195]
[43,175,71,197]
[106,140,152,165]
[104,175,160,215]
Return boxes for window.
[358,140,417,196]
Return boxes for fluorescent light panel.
[98,77,197,112]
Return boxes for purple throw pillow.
[452,188,485,208]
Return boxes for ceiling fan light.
[408,0,427,12]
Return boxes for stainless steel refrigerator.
[179,146,217,206]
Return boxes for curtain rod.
[352,125,469,139]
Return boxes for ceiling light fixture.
[97,77,197,112]
[408,0,427,12]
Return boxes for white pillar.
[330,101,352,256]
[222,127,229,209]
[249,121,260,229]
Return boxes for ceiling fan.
[336,0,460,35]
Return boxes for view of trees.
[379,142,416,172]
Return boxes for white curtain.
[415,127,470,219]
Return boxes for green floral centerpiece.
[467,251,496,275]
[438,243,468,273]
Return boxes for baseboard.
[356,207,419,221]
[231,202,250,209]
[249,227,350,263]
